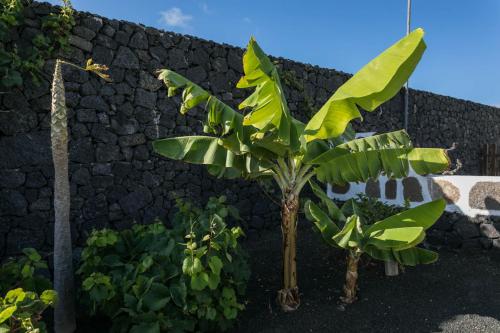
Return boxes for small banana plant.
[305,181,445,305]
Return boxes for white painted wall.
[327,133,500,217]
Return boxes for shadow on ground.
[235,223,500,333]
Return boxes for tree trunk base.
[277,286,300,312]
[340,251,360,305]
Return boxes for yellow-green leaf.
[304,28,426,141]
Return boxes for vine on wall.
[0,0,75,90]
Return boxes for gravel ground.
[234,224,500,333]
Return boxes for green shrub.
[0,288,57,333]
[77,196,250,333]
[346,193,408,225]
[0,248,52,294]
[0,249,56,333]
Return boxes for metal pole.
[404,0,411,130]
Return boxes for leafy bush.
[77,196,250,332]
[0,249,56,333]
[0,288,57,333]
[0,0,75,89]
[346,193,408,225]
[0,248,52,294]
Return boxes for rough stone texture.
[331,183,350,194]
[479,223,500,239]
[403,177,424,202]
[365,179,380,198]
[469,182,500,210]
[431,179,461,204]
[1,1,499,256]
[385,179,397,199]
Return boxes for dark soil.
[234,224,500,333]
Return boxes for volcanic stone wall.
[0,2,499,256]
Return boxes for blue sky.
[49,0,500,106]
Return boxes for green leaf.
[366,199,446,234]
[332,215,362,249]
[1,70,22,88]
[191,272,209,291]
[40,289,57,306]
[223,307,238,320]
[366,226,425,251]
[169,281,187,307]
[206,307,217,320]
[208,256,223,276]
[182,257,203,275]
[364,246,438,266]
[304,28,426,141]
[237,37,294,147]
[0,306,16,324]
[311,131,450,184]
[308,180,345,222]
[394,247,438,265]
[363,199,446,251]
[22,248,41,261]
[207,272,220,290]
[142,283,170,311]
[304,200,340,247]
[153,136,270,178]
[408,148,451,175]
[5,288,25,303]
[130,322,160,333]
[156,69,255,155]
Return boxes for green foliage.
[77,197,250,333]
[305,182,444,266]
[0,249,56,333]
[0,288,57,333]
[153,29,450,309]
[0,248,52,295]
[0,0,75,90]
[345,193,406,226]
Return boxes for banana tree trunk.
[341,250,361,304]
[277,192,300,311]
[384,260,399,276]
[51,59,76,333]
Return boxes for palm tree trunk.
[341,250,360,304]
[277,192,300,311]
[51,59,76,333]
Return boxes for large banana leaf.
[304,28,426,142]
[157,68,287,161]
[304,200,340,247]
[366,199,445,234]
[332,215,362,249]
[364,246,438,266]
[153,136,271,177]
[310,131,449,184]
[237,37,295,147]
[157,69,249,148]
[309,180,345,222]
[365,226,425,251]
[363,199,445,251]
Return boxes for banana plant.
[153,28,450,311]
[305,181,445,304]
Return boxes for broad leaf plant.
[153,29,450,311]
[305,180,445,304]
